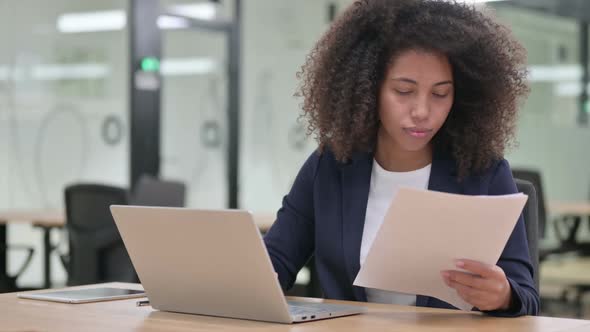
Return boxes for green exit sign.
[140,57,160,72]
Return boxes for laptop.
[110,206,366,323]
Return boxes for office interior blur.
[0,0,589,319]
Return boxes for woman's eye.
[432,92,450,98]
[395,89,413,95]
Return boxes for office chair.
[63,184,137,286]
[130,174,186,207]
[514,179,540,292]
[513,168,590,262]
[512,169,546,238]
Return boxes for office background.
[0,0,589,318]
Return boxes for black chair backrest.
[64,184,136,286]
[512,168,546,238]
[130,175,186,207]
[514,178,540,292]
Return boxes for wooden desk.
[541,258,590,286]
[546,202,590,257]
[0,209,274,290]
[541,257,590,318]
[550,202,590,217]
[0,209,273,231]
[2,283,589,332]
[0,209,65,290]
[0,209,65,228]
[253,212,276,233]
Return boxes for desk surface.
[2,283,589,332]
[549,202,590,216]
[541,257,590,285]
[0,209,65,227]
[0,209,276,231]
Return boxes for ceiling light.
[170,3,217,20]
[57,10,126,33]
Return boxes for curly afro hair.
[296,0,529,177]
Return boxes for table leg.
[575,289,583,318]
[43,227,51,289]
[1,224,6,279]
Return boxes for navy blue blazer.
[264,149,539,317]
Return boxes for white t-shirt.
[360,159,432,305]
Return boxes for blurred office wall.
[0,0,129,287]
[1,0,588,290]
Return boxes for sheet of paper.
[353,187,528,311]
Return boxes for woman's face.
[378,49,454,154]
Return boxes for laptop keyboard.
[287,301,350,316]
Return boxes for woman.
[264,0,538,317]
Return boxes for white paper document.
[353,188,528,311]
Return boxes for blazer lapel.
[341,153,372,302]
[427,150,459,193]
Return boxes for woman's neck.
[374,131,433,172]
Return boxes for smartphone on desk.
[17,287,146,304]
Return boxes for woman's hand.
[441,259,512,311]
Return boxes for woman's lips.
[404,128,432,138]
